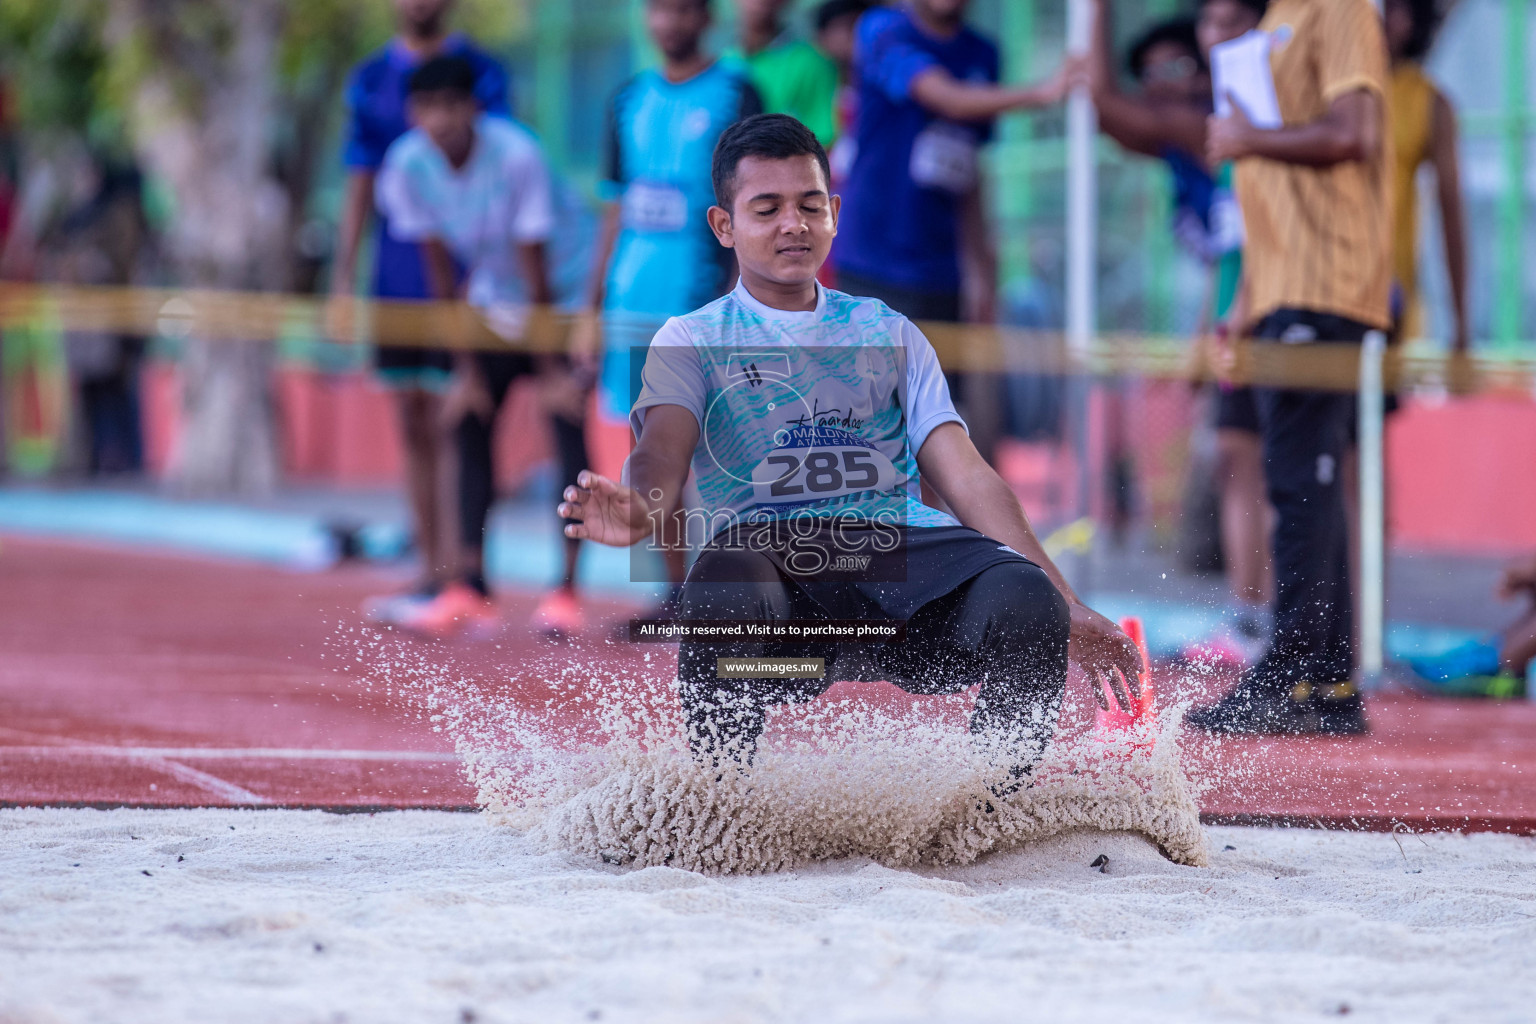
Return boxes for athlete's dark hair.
[711,113,831,209]
[1127,17,1204,79]
[1397,0,1443,61]
[1198,0,1268,20]
[814,0,873,33]
[645,0,711,11]
[407,55,478,98]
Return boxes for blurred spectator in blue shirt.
[832,0,1068,461]
[335,1,509,320]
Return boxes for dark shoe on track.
[1184,678,1320,735]
[1313,681,1369,735]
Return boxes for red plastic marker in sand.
[1093,616,1156,737]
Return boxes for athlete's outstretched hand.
[558,470,653,548]
[1067,602,1144,715]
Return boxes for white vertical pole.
[1359,0,1387,685]
[1064,0,1098,591]
[1358,330,1387,687]
[1065,0,1097,355]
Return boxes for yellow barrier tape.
[0,282,1531,394]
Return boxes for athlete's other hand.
[559,470,652,547]
[1067,602,1144,714]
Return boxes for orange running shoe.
[397,582,500,638]
[531,587,585,638]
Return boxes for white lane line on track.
[0,746,272,804]
[150,760,270,805]
[0,746,467,804]
[0,746,460,762]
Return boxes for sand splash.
[351,633,1208,873]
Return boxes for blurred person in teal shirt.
[577,0,761,603]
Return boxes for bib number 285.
[754,447,894,503]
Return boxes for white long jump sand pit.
[2,808,1533,1023]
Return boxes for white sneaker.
[362,588,436,626]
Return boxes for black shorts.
[374,345,454,390]
[474,350,538,397]
[680,557,1064,695]
[674,524,1070,761]
[697,520,1036,622]
[1213,384,1260,434]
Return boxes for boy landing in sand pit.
[559,113,1141,791]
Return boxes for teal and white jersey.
[597,63,761,420]
[632,280,965,530]
[601,65,761,322]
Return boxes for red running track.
[2,536,1533,833]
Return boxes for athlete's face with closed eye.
[707,154,839,288]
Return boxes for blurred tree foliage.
[0,0,529,240]
[0,0,125,153]
[0,0,529,494]
[0,0,527,131]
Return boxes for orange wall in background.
[1386,393,1536,552]
[144,364,554,495]
[140,364,1532,554]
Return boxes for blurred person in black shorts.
[54,168,156,477]
[334,0,511,621]
[374,57,591,638]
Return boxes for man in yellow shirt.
[1189,0,1391,736]
[1384,0,1467,349]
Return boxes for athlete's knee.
[678,546,792,621]
[1010,562,1070,638]
[960,562,1070,655]
[959,563,1069,744]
